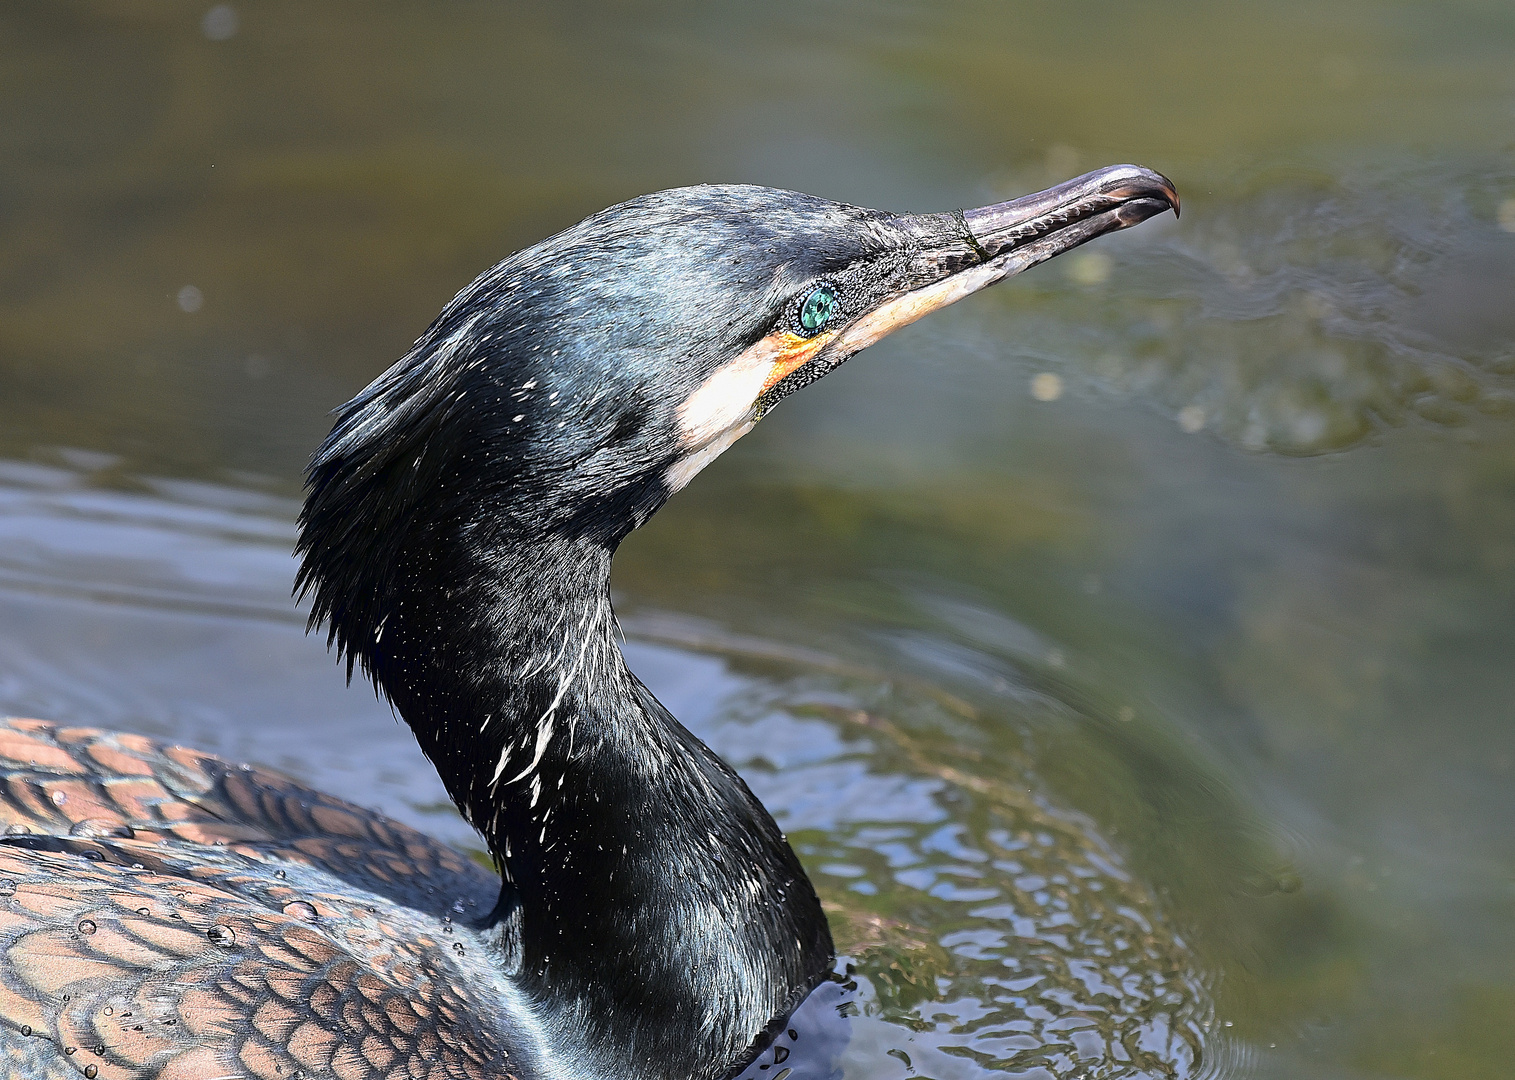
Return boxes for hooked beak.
[825,164,1179,359]
[960,163,1180,264]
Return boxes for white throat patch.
[663,333,797,492]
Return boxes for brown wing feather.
[0,719,496,919]
[0,718,520,1080]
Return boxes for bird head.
[298,166,1176,661]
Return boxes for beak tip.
[951,162,1182,268]
[1158,172,1181,219]
[1130,165,1180,219]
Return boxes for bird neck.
[367,532,832,1080]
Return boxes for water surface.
[2,3,1514,1077]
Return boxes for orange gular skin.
[759,331,834,394]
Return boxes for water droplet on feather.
[70,819,133,839]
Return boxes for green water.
[2,2,1513,1077]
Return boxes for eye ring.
[796,283,839,336]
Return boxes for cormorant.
[0,165,1177,1080]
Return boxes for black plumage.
[284,167,1179,1080]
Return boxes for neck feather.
[352,530,832,1080]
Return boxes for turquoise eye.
[798,285,837,333]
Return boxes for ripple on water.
[656,644,1214,1080]
[0,463,1215,1078]
[996,162,1515,455]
